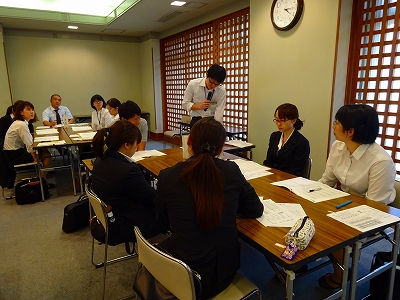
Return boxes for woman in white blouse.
[106,98,121,124]
[90,94,113,131]
[317,104,396,289]
[4,101,51,179]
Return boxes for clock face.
[271,0,304,31]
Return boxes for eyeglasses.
[273,118,288,123]
[94,100,103,103]
[208,78,221,86]
[333,120,339,126]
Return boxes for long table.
[83,147,400,300]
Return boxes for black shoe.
[318,273,341,290]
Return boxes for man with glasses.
[42,94,73,126]
[182,64,227,127]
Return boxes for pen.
[308,187,322,193]
[336,200,353,209]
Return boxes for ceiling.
[0,0,245,37]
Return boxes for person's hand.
[50,121,57,127]
[201,99,211,109]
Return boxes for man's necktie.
[54,109,62,124]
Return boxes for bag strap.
[125,242,136,254]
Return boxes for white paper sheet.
[37,140,66,147]
[327,205,400,232]
[132,150,167,161]
[71,126,93,132]
[35,126,50,130]
[78,132,97,140]
[225,140,254,147]
[35,128,59,135]
[271,177,349,203]
[231,159,272,180]
[34,136,59,142]
[256,199,304,227]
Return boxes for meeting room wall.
[2,32,142,124]
[248,0,350,180]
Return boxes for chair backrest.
[181,115,191,124]
[303,157,312,179]
[134,226,196,300]
[392,180,400,209]
[86,186,107,229]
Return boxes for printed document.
[256,199,306,227]
[225,140,254,148]
[37,140,66,147]
[71,126,93,132]
[327,205,400,232]
[34,136,59,142]
[78,132,97,140]
[271,177,349,202]
[132,150,166,162]
[232,159,272,180]
[35,128,59,135]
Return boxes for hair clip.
[201,142,216,156]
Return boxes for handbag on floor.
[62,194,90,233]
[15,177,49,204]
[369,251,400,300]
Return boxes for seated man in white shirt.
[42,94,73,126]
[118,101,148,151]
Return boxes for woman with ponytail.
[156,117,263,298]
[90,120,165,241]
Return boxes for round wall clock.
[271,0,304,31]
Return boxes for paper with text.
[35,128,58,135]
[232,159,272,180]
[271,177,349,202]
[327,205,400,232]
[256,199,305,227]
[34,136,59,142]
[132,150,167,162]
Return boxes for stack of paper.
[271,177,349,203]
[34,136,59,142]
[71,126,93,132]
[35,126,50,130]
[35,128,58,135]
[78,132,97,140]
[327,205,400,232]
[132,150,167,162]
[231,159,272,180]
[225,140,254,147]
[257,199,306,227]
[37,140,66,147]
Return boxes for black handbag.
[62,194,89,233]
[15,177,49,204]
[369,251,400,300]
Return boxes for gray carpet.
[0,141,392,299]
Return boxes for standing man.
[42,94,73,126]
[119,100,148,151]
[182,64,227,127]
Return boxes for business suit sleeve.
[154,170,171,230]
[264,132,278,166]
[233,166,263,218]
[125,164,156,207]
[286,135,310,177]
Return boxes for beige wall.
[249,0,348,180]
[0,27,12,110]
[3,31,141,123]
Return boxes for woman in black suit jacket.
[263,103,310,177]
[156,118,263,299]
[90,120,164,241]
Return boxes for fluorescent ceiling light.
[171,1,186,6]
[0,0,126,17]
[68,26,78,29]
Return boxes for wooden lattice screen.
[346,0,400,179]
[160,8,250,135]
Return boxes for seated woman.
[317,104,396,289]
[89,120,165,241]
[106,98,121,123]
[155,118,263,298]
[263,103,310,177]
[3,101,51,181]
[90,94,113,131]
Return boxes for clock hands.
[284,7,296,17]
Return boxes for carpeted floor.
[0,141,392,300]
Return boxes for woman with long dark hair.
[156,118,263,298]
[90,120,164,241]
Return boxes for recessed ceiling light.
[68,26,78,30]
[171,1,186,6]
